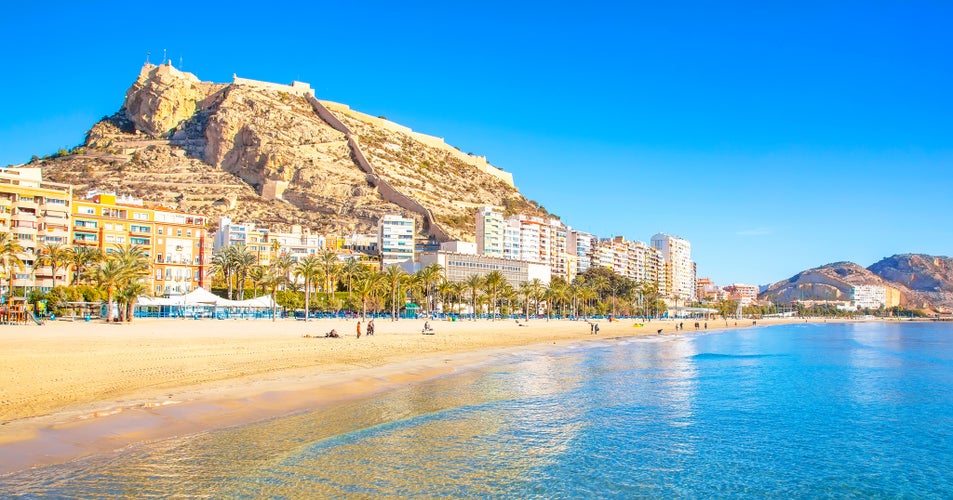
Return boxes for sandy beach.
[0,315,812,473]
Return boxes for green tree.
[319,250,342,305]
[482,270,506,320]
[36,242,71,289]
[354,270,383,319]
[294,255,322,320]
[382,265,407,320]
[463,274,484,320]
[0,232,25,301]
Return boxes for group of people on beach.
[355,319,375,338]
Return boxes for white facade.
[651,233,695,301]
[416,251,551,287]
[378,214,415,267]
[570,230,596,276]
[475,206,505,257]
[852,285,887,309]
[441,240,477,255]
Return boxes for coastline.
[0,316,838,474]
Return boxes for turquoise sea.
[2,321,952,498]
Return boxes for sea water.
[2,321,952,498]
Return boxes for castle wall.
[321,101,514,187]
[232,75,314,97]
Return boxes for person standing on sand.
[367,319,375,336]
[356,320,362,338]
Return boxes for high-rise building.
[475,206,505,258]
[569,230,596,276]
[0,168,73,294]
[378,214,415,268]
[651,233,695,301]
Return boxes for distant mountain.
[759,255,953,312]
[759,261,890,303]
[30,63,547,239]
[868,254,953,311]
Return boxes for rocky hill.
[760,256,953,312]
[33,62,547,238]
[759,262,892,303]
[868,254,953,312]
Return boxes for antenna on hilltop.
[162,48,167,65]
[146,51,151,64]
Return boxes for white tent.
[134,288,276,318]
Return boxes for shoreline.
[0,316,846,474]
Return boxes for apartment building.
[72,192,210,296]
[0,168,73,294]
[651,233,695,301]
[378,214,415,268]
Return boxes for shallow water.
[3,322,952,497]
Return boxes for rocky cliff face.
[869,254,953,311]
[36,64,541,238]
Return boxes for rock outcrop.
[868,254,953,311]
[35,64,546,239]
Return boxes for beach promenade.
[0,316,807,473]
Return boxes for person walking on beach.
[594,323,600,334]
[367,319,375,336]
[356,320,362,338]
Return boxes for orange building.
[71,192,210,296]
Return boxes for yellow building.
[0,168,73,294]
[72,192,211,296]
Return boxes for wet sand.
[0,316,815,473]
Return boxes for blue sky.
[1,1,950,286]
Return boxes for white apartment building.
[569,230,596,276]
[723,283,759,306]
[651,233,695,301]
[852,285,887,309]
[475,206,505,258]
[378,214,415,268]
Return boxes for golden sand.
[0,315,810,472]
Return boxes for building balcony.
[14,198,38,210]
[12,212,37,223]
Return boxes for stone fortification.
[232,75,315,97]
[321,101,515,187]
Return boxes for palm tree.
[294,254,322,321]
[526,278,546,317]
[231,244,256,300]
[69,246,103,284]
[416,263,444,317]
[463,274,484,320]
[318,250,341,306]
[547,277,569,319]
[94,258,126,322]
[0,232,26,301]
[578,286,598,319]
[339,258,364,300]
[437,279,457,317]
[211,250,235,299]
[36,242,71,289]
[119,280,148,322]
[482,270,506,320]
[261,265,287,322]
[353,270,383,319]
[112,244,151,322]
[382,265,407,320]
[248,264,266,297]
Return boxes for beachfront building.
[475,206,505,258]
[851,285,887,309]
[378,214,415,268]
[413,250,551,288]
[569,230,597,276]
[723,283,759,306]
[213,217,336,265]
[152,207,212,295]
[73,192,211,296]
[651,233,695,301]
[0,167,73,295]
[696,278,722,302]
